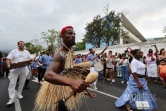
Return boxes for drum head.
[94,62,103,72]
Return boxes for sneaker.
[121,81,124,83]
[127,82,128,84]
[112,79,115,82]
[94,86,98,90]
[6,98,15,106]
[164,86,166,90]
[17,95,23,99]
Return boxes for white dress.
[146,55,158,77]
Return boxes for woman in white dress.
[115,49,158,111]
[146,49,158,81]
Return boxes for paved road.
[0,77,166,111]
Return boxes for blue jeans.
[116,66,122,76]
[121,66,129,82]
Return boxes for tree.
[74,38,86,51]
[163,26,166,37]
[41,29,60,54]
[84,15,103,48]
[25,39,43,54]
[24,42,35,53]
[84,4,128,47]
[2,52,8,57]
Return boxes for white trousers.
[8,67,29,99]
[27,70,31,80]
[90,67,98,86]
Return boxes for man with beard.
[35,26,89,111]
[6,41,33,105]
[44,26,87,92]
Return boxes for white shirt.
[35,56,42,67]
[7,49,31,63]
[130,58,146,75]
[106,58,114,68]
[120,59,129,66]
[146,55,156,64]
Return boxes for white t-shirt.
[7,49,31,63]
[130,59,146,75]
[106,58,114,68]
[120,59,129,66]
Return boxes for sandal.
[125,104,132,111]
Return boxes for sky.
[0,0,166,51]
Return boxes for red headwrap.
[60,26,73,37]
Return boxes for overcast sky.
[0,0,166,51]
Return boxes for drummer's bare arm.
[44,53,73,86]
[44,52,88,92]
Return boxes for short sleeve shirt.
[130,59,146,75]
[7,49,31,63]
[120,59,129,66]
[86,54,99,65]
[75,58,82,64]
[31,62,37,70]
[106,58,114,68]
[39,54,52,68]
[146,55,156,64]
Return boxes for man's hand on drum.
[70,80,89,93]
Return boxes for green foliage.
[24,41,43,54]
[2,52,8,57]
[41,29,60,54]
[84,5,128,47]
[74,38,86,51]
[85,15,103,48]
[163,26,166,37]
[25,29,61,54]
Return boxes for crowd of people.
[73,45,166,90]
[0,26,165,111]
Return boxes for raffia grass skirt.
[34,71,88,111]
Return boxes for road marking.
[15,90,22,111]
[31,78,119,100]
[88,88,119,99]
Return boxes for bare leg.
[125,104,132,111]
[110,69,113,84]
[103,69,108,82]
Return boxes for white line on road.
[15,90,22,111]
[88,88,119,100]
[31,78,119,100]
[32,78,119,99]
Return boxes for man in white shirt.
[6,41,33,106]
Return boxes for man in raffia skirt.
[34,26,93,111]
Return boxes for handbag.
[135,90,150,110]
